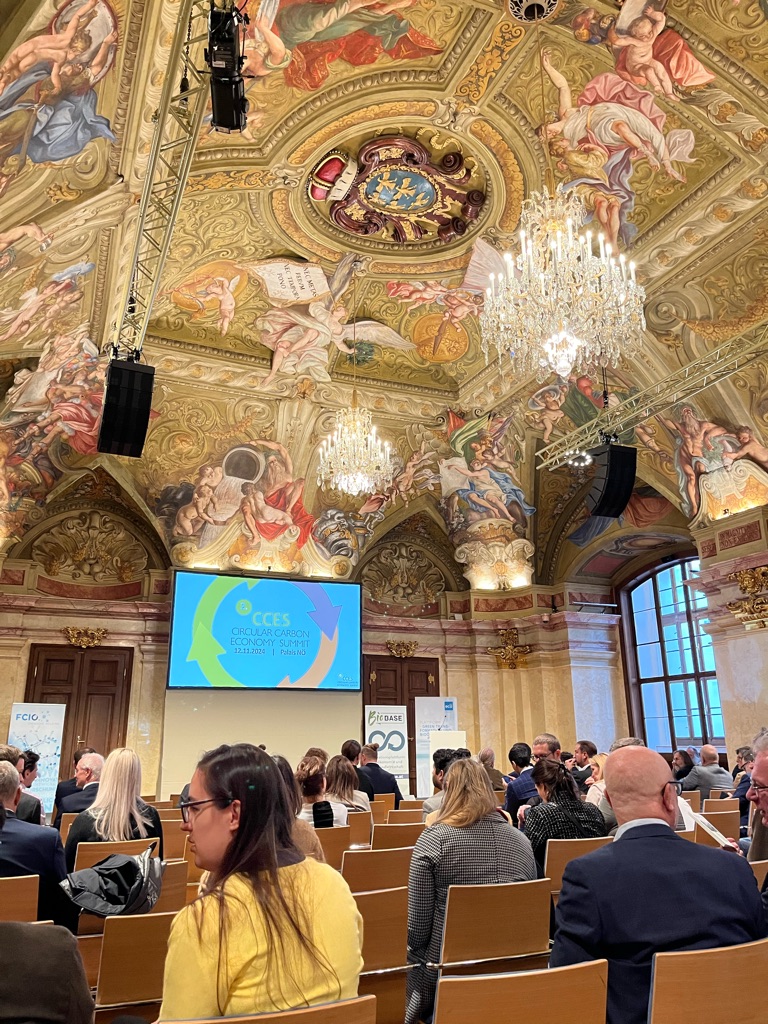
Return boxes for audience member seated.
[733,750,755,831]
[304,746,329,763]
[340,739,375,800]
[272,755,325,861]
[584,752,608,806]
[326,755,371,812]
[20,749,44,823]
[671,748,694,780]
[551,746,766,1024]
[358,742,403,808]
[0,744,43,824]
[477,747,507,790]
[571,740,597,793]
[597,736,645,830]
[733,744,753,782]
[0,922,94,1024]
[53,751,103,829]
[681,743,733,798]
[421,747,469,821]
[159,743,363,1019]
[54,746,96,813]
[64,747,163,872]
[295,756,348,828]
[522,757,607,873]
[406,758,536,1024]
[503,741,535,820]
[0,761,75,930]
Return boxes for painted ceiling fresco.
[0,0,767,596]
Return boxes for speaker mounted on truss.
[584,443,637,518]
[97,358,155,459]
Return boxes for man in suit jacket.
[340,739,375,801]
[53,751,104,829]
[681,743,734,799]
[359,742,403,808]
[0,744,43,825]
[0,921,93,1022]
[551,746,766,1024]
[0,762,76,930]
[421,748,471,820]
[53,746,96,814]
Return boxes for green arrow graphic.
[187,576,261,688]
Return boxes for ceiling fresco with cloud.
[0,0,767,601]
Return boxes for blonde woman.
[326,755,371,813]
[406,758,536,1024]
[64,747,163,871]
[585,752,609,806]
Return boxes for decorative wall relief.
[362,540,447,607]
[32,510,148,581]
[455,533,535,591]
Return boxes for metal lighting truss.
[536,324,768,470]
[113,0,210,356]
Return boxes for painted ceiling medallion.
[308,136,486,245]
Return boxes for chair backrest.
[161,995,378,1024]
[169,793,181,805]
[157,808,183,821]
[695,810,740,847]
[703,797,737,813]
[60,812,78,844]
[543,837,613,895]
[676,830,695,842]
[354,885,408,971]
[341,847,414,893]
[387,809,423,824]
[440,879,552,967]
[372,823,425,851]
[150,800,175,809]
[373,793,396,811]
[398,799,423,811]
[434,960,609,1024]
[316,826,351,870]
[680,791,701,811]
[749,859,768,890]
[161,818,187,860]
[153,859,189,914]
[74,838,157,871]
[370,802,389,825]
[140,794,157,803]
[649,938,768,1022]
[0,875,39,922]
[347,811,372,847]
[95,911,176,1006]
[494,791,506,805]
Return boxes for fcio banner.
[364,705,409,780]
[7,703,67,817]
[414,696,459,797]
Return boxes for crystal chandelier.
[480,185,646,381]
[317,391,394,497]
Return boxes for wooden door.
[363,655,439,796]
[25,645,133,779]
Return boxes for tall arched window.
[620,557,724,753]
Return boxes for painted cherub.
[608,6,677,101]
[722,426,768,472]
[0,0,101,93]
[173,484,219,537]
[219,482,293,540]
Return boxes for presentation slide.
[168,572,361,691]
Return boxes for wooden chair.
[543,837,613,901]
[398,799,423,812]
[140,794,156,803]
[317,825,351,870]
[149,800,175,809]
[680,791,701,811]
[161,995,377,1024]
[695,810,740,847]
[60,812,78,844]
[677,830,695,842]
[153,859,189,914]
[347,811,372,848]
[371,802,390,825]
[0,875,38,922]
[94,911,176,1015]
[169,793,181,805]
[156,808,183,821]
[77,933,103,987]
[387,809,423,824]
[494,791,506,805]
[437,879,552,974]
[74,838,157,871]
[648,937,768,1022]
[433,960,609,1024]
[372,823,425,851]
[161,818,187,860]
[373,794,396,812]
[749,859,768,890]
[355,886,409,1024]
[703,797,737,813]
[342,847,413,894]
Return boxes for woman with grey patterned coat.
[405,758,536,1024]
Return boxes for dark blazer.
[53,783,99,829]
[53,777,78,811]
[355,766,375,800]
[16,791,43,825]
[0,812,76,930]
[550,823,767,1024]
[359,762,403,808]
[503,769,536,819]
[0,921,94,1023]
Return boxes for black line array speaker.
[584,443,637,518]
[97,359,155,459]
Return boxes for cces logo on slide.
[235,600,290,627]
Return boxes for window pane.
[631,578,656,613]
[642,682,672,752]
[634,609,659,645]
[702,677,725,745]
[663,620,694,675]
[694,620,716,673]
[638,642,664,678]
[669,680,703,747]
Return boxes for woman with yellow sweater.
[159,743,363,1019]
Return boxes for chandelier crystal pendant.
[480,184,647,381]
[317,390,394,497]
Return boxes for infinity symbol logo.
[368,729,405,751]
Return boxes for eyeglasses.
[748,781,768,796]
[662,780,683,797]
[179,797,222,823]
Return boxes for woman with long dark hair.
[159,744,362,1018]
[522,757,607,874]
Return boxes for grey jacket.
[681,763,733,799]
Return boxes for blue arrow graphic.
[294,582,342,639]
